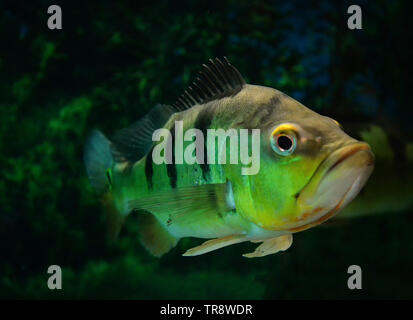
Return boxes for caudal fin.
[84,130,114,194]
[84,130,126,239]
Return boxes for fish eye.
[271,133,296,156]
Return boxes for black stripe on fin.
[173,57,246,111]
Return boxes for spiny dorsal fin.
[111,104,175,163]
[110,57,245,164]
[172,57,246,111]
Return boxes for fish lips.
[288,142,375,232]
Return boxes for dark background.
[0,0,412,299]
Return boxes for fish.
[84,57,375,258]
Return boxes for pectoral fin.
[242,234,293,258]
[128,182,235,225]
[183,234,247,256]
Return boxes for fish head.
[231,85,375,232]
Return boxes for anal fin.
[102,193,126,241]
[183,235,247,257]
[137,213,179,257]
[243,234,293,258]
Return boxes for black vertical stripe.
[144,146,155,190]
[194,108,214,182]
[167,124,178,188]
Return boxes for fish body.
[84,58,374,257]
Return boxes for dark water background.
[0,0,412,299]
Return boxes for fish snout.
[288,142,375,232]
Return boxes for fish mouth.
[285,142,375,232]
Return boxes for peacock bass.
[84,57,374,258]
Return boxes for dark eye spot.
[277,135,293,151]
[270,131,297,156]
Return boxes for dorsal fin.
[172,57,246,111]
[110,57,245,164]
[111,104,175,163]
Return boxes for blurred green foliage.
[0,0,411,299]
